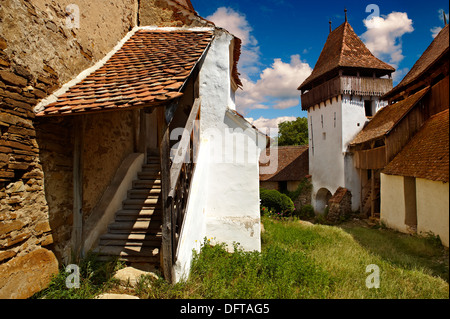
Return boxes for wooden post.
[157,106,173,283]
[72,115,84,261]
[138,109,146,154]
[370,169,375,219]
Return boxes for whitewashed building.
[34,21,267,283]
[297,17,394,214]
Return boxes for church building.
[297,12,395,215]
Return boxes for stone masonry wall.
[0,0,138,298]
[1,0,203,298]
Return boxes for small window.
[364,100,373,117]
[321,115,324,128]
[322,132,326,140]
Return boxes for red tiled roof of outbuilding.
[382,109,449,182]
[260,146,309,182]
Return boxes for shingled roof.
[350,86,430,145]
[36,28,214,116]
[382,109,449,182]
[260,146,309,182]
[383,24,449,101]
[298,21,395,91]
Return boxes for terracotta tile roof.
[37,29,214,116]
[350,87,430,145]
[298,22,395,91]
[260,146,309,182]
[383,24,449,100]
[382,109,449,182]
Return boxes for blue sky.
[190,0,449,133]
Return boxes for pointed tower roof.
[298,21,395,91]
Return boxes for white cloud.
[361,12,414,69]
[207,7,312,114]
[236,55,312,114]
[430,9,449,38]
[206,7,261,76]
[431,26,443,38]
[246,116,297,138]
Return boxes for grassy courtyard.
[34,217,449,299]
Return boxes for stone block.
[0,220,25,235]
[0,250,16,263]
[0,71,27,87]
[0,248,59,299]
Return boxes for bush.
[294,204,315,220]
[260,188,295,215]
[287,178,312,201]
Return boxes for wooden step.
[147,156,160,163]
[115,208,161,217]
[108,220,162,234]
[116,212,162,222]
[100,232,162,242]
[132,179,161,189]
[94,245,159,258]
[99,233,162,247]
[127,189,161,199]
[138,172,161,180]
[123,198,160,206]
[142,164,161,170]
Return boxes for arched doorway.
[315,188,332,214]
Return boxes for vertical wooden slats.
[301,75,393,109]
[354,146,387,169]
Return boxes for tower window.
[364,100,373,117]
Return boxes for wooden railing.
[168,98,201,261]
[354,146,387,169]
[159,98,201,283]
[301,76,393,110]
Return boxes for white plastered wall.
[308,96,344,213]
[380,173,409,233]
[308,94,386,213]
[416,178,449,247]
[173,29,264,282]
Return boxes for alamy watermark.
[366,264,380,289]
[365,4,380,20]
[65,4,80,29]
[65,264,80,289]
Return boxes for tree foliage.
[277,117,308,146]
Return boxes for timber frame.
[158,98,201,283]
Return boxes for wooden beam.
[370,169,375,219]
[158,106,173,283]
[71,115,84,261]
[168,98,201,198]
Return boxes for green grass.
[31,254,125,299]
[33,217,449,299]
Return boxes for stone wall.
[326,187,352,223]
[1,0,139,298]
[82,110,137,220]
[139,0,207,27]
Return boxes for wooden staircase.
[94,152,163,267]
[361,178,380,218]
